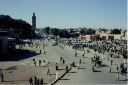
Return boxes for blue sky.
[0,0,127,29]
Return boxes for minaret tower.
[32,12,36,31]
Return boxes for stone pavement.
[0,39,127,85]
[55,42,127,85]
[0,62,70,85]
[0,39,69,85]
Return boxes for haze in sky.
[0,0,127,29]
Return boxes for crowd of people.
[59,38,127,80]
[29,76,43,85]
[0,38,127,84]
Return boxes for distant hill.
[0,14,35,39]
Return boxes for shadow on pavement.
[78,67,86,69]
[68,71,77,73]
[116,79,128,81]
[101,64,109,67]
[50,74,56,75]
[93,70,102,72]
[43,83,48,85]
[110,72,118,73]
[3,80,28,82]
[6,66,17,70]
[81,62,86,64]
[0,49,40,61]
[60,78,70,80]
[83,57,88,58]
[58,68,65,70]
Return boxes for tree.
[50,28,59,36]
[99,28,107,33]
[80,28,85,35]
[111,29,121,34]
[69,28,74,34]
[43,27,50,35]
[80,28,95,35]
[0,14,35,39]
[58,29,70,38]
[86,28,95,34]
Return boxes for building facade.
[0,30,16,53]
[79,35,97,41]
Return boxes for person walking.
[120,63,124,70]
[60,57,63,62]
[110,54,113,57]
[111,60,113,65]
[40,78,43,85]
[37,79,40,85]
[62,47,63,50]
[40,49,41,54]
[43,60,45,63]
[92,66,95,72]
[47,68,50,75]
[75,53,77,57]
[0,73,4,82]
[62,59,65,64]
[55,64,58,70]
[56,71,59,80]
[82,54,84,58]
[79,59,82,64]
[91,58,94,64]
[34,76,37,85]
[39,60,41,66]
[117,66,119,72]
[72,62,75,67]
[109,66,111,72]
[33,58,35,61]
[65,66,68,72]
[116,72,119,80]
[77,63,80,69]
[29,77,33,85]
[107,56,109,61]
[117,54,119,58]
[34,61,36,67]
